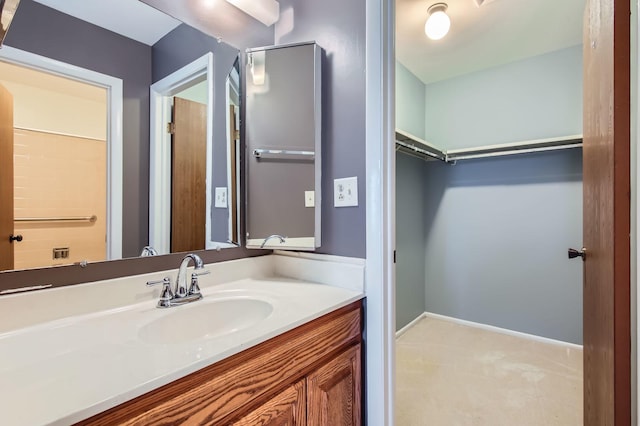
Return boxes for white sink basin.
[138,297,273,344]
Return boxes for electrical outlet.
[334,177,358,207]
[305,191,315,207]
[215,187,228,208]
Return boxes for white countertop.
[0,255,364,426]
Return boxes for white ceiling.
[32,0,181,45]
[396,0,586,84]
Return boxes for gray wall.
[152,24,241,244]
[396,152,427,330]
[6,0,152,258]
[423,150,583,344]
[396,61,426,139]
[395,62,428,329]
[275,0,366,258]
[424,45,583,151]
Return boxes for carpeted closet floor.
[396,316,583,425]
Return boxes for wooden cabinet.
[307,345,361,426]
[78,301,362,426]
[232,380,306,426]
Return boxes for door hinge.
[167,122,175,134]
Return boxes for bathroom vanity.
[0,254,364,425]
[80,302,361,425]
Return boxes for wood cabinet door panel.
[307,344,361,426]
[232,380,306,426]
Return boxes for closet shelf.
[395,130,583,163]
[395,130,446,162]
[446,135,583,162]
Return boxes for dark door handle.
[568,248,586,260]
[9,234,23,243]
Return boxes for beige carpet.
[396,316,583,425]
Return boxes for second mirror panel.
[245,42,322,251]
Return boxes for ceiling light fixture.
[225,0,280,27]
[424,3,450,41]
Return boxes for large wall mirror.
[0,0,246,276]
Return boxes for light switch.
[215,187,228,208]
[305,191,315,207]
[334,177,358,207]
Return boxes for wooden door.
[0,84,13,271]
[232,380,306,426]
[307,344,361,426]
[582,0,631,424]
[171,97,207,253]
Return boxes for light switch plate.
[215,187,228,208]
[305,191,315,207]
[334,177,358,207]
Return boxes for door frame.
[148,52,214,254]
[365,0,396,424]
[0,46,123,260]
[633,0,639,420]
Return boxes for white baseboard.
[422,312,583,350]
[395,311,582,350]
[396,313,427,338]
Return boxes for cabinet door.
[232,380,306,426]
[307,344,361,426]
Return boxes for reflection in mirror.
[245,42,322,251]
[225,58,241,246]
[0,0,242,273]
[0,45,122,272]
[149,54,213,255]
[149,26,243,255]
[0,0,20,47]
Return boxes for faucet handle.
[188,270,209,296]
[147,277,174,308]
[192,269,210,277]
[146,276,171,287]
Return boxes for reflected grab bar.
[253,149,315,160]
[14,215,97,223]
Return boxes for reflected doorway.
[0,60,108,271]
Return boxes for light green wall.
[396,61,426,139]
[424,45,583,150]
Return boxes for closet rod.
[396,140,444,161]
[445,135,583,162]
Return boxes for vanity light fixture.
[225,0,280,26]
[0,0,21,47]
[424,2,451,41]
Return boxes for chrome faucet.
[140,245,158,257]
[175,253,209,297]
[146,253,210,308]
[260,234,286,248]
